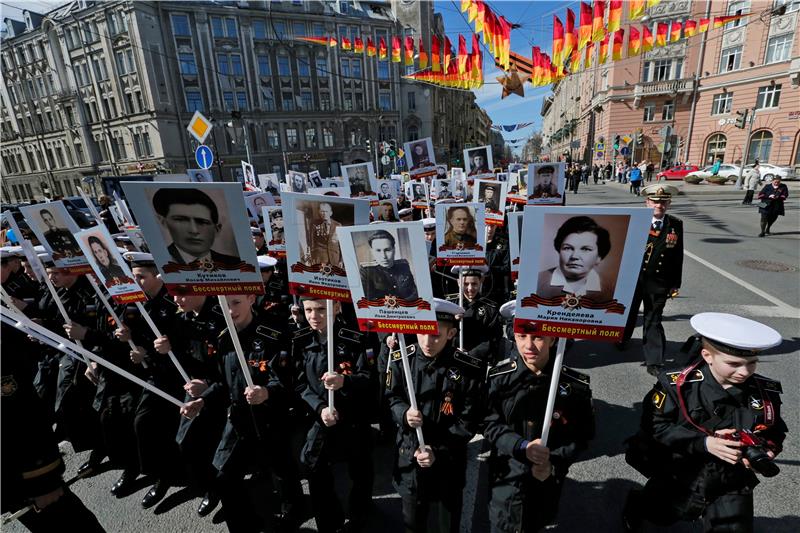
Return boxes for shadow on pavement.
[577,400,643,463]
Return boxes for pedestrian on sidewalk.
[592,164,600,184]
[742,165,759,205]
[645,161,654,182]
[757,176,789,237]
[629,165,643,195]
[604,163,613,182]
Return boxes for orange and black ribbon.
[520,293,626,314]
[355,296,432,310]
[163,260,256,274]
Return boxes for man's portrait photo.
[410,182,427,203]
[433,179,454,200]
[454,179,467,199]
[374,200,399,222]
[435,165,448,179]
[404,137,436,175]
[188,169,213,183]
[258,173,281,196]
[529,163,564,201]
[464,146,493,177]
[376,180,394,200]
[242,162,256,187]
[35,206,82,258]
[246,192,276,220]
[358,228,419,301]
[343,163,377,198]
[536,215,627,303]
[478,182,500,213]
[291,200,355,268]
[308,170,323,188]
[151,187,243,269]
[288,171,309,193]
[443,205,478,247]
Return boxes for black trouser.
[742,190,754,204]
[134,392,182,480]
[401,491,462,533]
[18,488,106,533]
[760,213,779,233]
[624,285,669,366]
[177,397,226,491]
[99,399,139,474]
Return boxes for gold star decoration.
[497,70,528,99]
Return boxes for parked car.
[62,195,100,217]
[686,164,743,181]
[657,165,700,180]
[756,163,797,181]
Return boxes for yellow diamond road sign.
[621,134,633,146]
[187,111,212,144]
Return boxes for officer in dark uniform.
[181,294,302,532]
[385,299,484,533]
[484,301,594,532]
[39,208,82,258]
[256,255,293,324]
[448,266,502,368]
[1,324,106,533]
[119,252,185,508]
[624,313,787,532]
[484,224,512,304]
[620,184,684,375]
[296,296,376,533]
[360,229,419,302]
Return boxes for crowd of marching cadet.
[1,182,787,533]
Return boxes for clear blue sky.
[436,1,577,151]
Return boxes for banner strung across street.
[19,201,91,274]
[435,202,486,266]
[76,225,147,304]
[514,206,651,341]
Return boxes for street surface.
[7,181,799,532]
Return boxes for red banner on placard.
[112,291,148,304]
[288,282,352,302]
[357,318,439,335]
[165,282,265,296]
[513,319,623,342]
[62,264,93,275]
[436,257,488,267]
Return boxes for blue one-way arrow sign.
[195,145,213,170]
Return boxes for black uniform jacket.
[640,214,683,293]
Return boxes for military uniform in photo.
[361,258,419,302]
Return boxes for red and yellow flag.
[418,36,428,69]
[612,29,624,60]
[341,37,352,51]
[328,36,337,48]
[564,8,576,62]
[646,0,661,6]
[431,35,441,72]
[713,14,747,28]
[698,18,710,33]
[642,25,654,52]
[553,15,565,67]
[569,47,581,73]
[354,37,364,54]
[467,0,478,22]
[656,22,668,47]
[475,0,486,33]
[592,0,606,43]
[579,2,592,50]
[379,37,388,60]
[405,36,415,66]
[598,33,609,64]
[584,40,595,68]
[444,36,453,70]
[608,0,623,34]
[684,20,697,37]
[541,53,552,85]
[629,0,645,20]
[367,37,376,57]
[670,21,682,42]
[297,36,329,46]
[471,33,482,86]
[532,46,542,85]
[391,36,402,62]
[460,0,471,14]
[458,34,468,75]
[628,26,641,57]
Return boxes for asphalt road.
[6,180,799,532]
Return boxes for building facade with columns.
[1,0,492,203]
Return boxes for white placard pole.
[84,275,144,366]
[326,299,335,410]
[134,301,190,383]
[216,295,255,389]
[458,269,465,350]
[397,334,425,448]
[539,337,567,447]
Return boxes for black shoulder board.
[293,326,312,339]
[256,325,282,342]
[480,297,497,308]
[268,281,283,291]
[390,344,416,362]
[753,374,782,393]
[561,367,590,386]
[453,349,483,370]
[666,369,704,385]
[487,358,516,378]
[338,328,363,343]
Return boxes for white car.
[756,163,797,181]
[686,164,743,181]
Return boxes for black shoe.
[141,480,169,509]
[77,451,105,478]
[646,364,663,377]
[197,492,219,517]
[622,489,643,533]
[758,232,765,237]
[110,470,138,497]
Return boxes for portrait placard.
[405,181,429,209]
[342,162,378,201]
[121,182,262,295]
[241,161,257,189]
[76,225,146,304]
[507,212,523,280]
[261,206,286,258]
[453,178,468,200]
[1,210,45,281]
[474,179,508,226]
[514,206,651,341]
[372,199,399,222]
[434,203,486,266]
[527,163,566,205]
[257,173,282,197]
[375,179,397,201]
[187,169,214,183]
[339,223,438,334]
[509,169,529,204]
[308,187,346,197]
[281,192,371,301]
[19,202,91,274]
[245,192,276,220]
[308,170,323,188]
[404,137,437,179]
[450,167,464,180]
[431,179,455,200]
[124,227,149,253]
[464,145,494,180]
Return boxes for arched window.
[407,125,418,140]
[705,133,727,164]
[747,130,772,164]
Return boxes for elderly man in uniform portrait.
[411,183,426,203]
[348,167,371,196]
[532,165,560,198]
[153,188,242,269]
[39,208,82,257]
[309,202,343,267]
[537,215,614,302]
[360,229,419,301]
[269,209,285,244]
[437,180,453,199]
[444,206,478,247]
[468,151,489,176]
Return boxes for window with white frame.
[286,127,298,148]
[765,34,792,63]
[773,0,800,13]
[662,101,674,121]
[726,1,750,28]
[719,46,742,73]
[278,56,291,76]
[267,129,279,149]
[323,127,334,147]
[643,103,656,122]
[305,127,316,147]
[298,56,311,77]
[171,14,191,36]
[756,84,781,109]
[711,92,733,115]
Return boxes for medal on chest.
[666,229,678,248]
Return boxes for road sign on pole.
[187,111,213,144]
[195,145,214,170]
[380,155,391,166]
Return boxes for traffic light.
[635,131,644,145]
[734,110,747,129]
[366,139,371,152]
[613,135,621,151]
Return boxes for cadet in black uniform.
[484,301,594,532]
[1,324,106,533]
[297,296,376,533]
[385,299,484,533]
[624,313,787,532]
[620,184,684,375]
[448,265,502,368]
[484,224,512,304]
[1,246,42,312]
[252,226,269,256]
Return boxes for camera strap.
[674,360,712,436]
[752,378,775,428]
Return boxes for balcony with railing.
[634,78,695,97]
